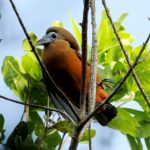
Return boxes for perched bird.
[38,27,117,125]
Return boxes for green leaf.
[80,129,96,144]
[29,111,44,137]
[119,31,134,45]
[0,114,4,132]
[7,121,28,150]
[131,45,149,62]
[22,32,38,51]
[97,15,110,51]
[21,74,48,106]
[137,121,150,138]
[51,20,64,27]
[134,91,150,112]
[115,13,128,31]
[22,55,42,81]
[44,130,61,150]
[127,135,143,150]
[112,61,127,76]
[2,56,21,87]
[118,13,128,24]
[22,32,38,62]
[70,17,82,46]
[2,56,28,100]
[145,137,150,150]
[124,108,150,122]
[50,120,74,135]
[108,108,140,137]
[2,56,47,104]
[0,114,5,142]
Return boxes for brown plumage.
[38,27,117,125]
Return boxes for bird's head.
[37,27,80,51]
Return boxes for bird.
[37,27,117,126]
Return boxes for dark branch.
[80,0,90,119]
[69,0,90,149]
[58,133,66,150]
[0,94,74,122]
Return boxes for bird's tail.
[94,103,117,126]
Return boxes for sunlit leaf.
[119,31,134,45]
[51,20,64,27]
[22,32,38,62]
[70,17,82,46]
[22,55,42,81]
[2,56,28,100]
[22,32,38,51]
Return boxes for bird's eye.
[47,32,57,40]
[51,33,57,39]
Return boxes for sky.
[0,0,150,149]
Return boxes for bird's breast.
[41,42,82,106]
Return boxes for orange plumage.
[38,27,117,125]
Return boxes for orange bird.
[38,27,117,125]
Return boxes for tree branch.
[88,0,97,115]
[58,133,66,150]
[0,95,74,123]
[88,124,92,150]
[102,0,150,108]
[69,0,90,149]
[87,0,97,148]
[80,0,90,119]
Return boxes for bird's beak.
[37,35,51,46]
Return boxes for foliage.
[1,11,150,150]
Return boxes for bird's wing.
[74,50,91,66]
[42,70,79,124]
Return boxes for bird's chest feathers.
[42,40,79,78]
[43,40,70,63]
[42,40,81,92]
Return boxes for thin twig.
[0,94,73,122]
[102,0,150,108]
[79,33,150,128]
[88,124,92,150]
[87,0,97,149]
[88,0,97,114]
[20,82,30,122]
[80,0,90,119]
[58,133,66,150]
